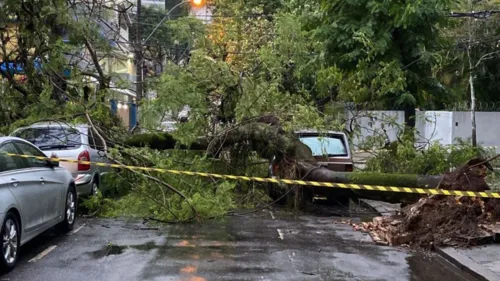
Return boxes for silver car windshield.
[14,127,82,150]
[299,136,347,157]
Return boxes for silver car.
[0,137,76,272]
[11,122,110,197]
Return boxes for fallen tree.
[124,116,488,206]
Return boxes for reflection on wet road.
[1,209,478,281]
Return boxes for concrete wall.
[416,111,453,146]
[452,112,500,147]
[347,110,500,150]
[346,110,404,149]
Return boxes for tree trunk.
[404,106,416,129]
[126,131,442,188]
[123,109,491,206]
[297,162,441,188]
[468,56,477,147]
[295,162,441,203]
[466,3,477,147]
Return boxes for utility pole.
[460,0,477,147]
[135,0,143,103]
[448,7,497,147]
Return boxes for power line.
[130,12,272,19]
[450,10,500,19]
[112,41,264,55]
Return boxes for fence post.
[129,102,137,131]
[110,99,117,114]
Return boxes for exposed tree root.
[351,159,500,249]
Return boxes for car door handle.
[10,178,19,187]
[40,177,45,185]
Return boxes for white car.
[11,122,110,197]
[0,137,76,272]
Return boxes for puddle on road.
[90,245,125,258]
[88,241,158,259]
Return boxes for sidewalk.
[359,199,400,216]
[436,246,500,281]
[362,199,500,281]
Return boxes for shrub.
[364,138,494,175]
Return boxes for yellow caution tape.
[6,153,500,199]
[352,145,500,154]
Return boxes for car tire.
[59,187,76,233]
[267,182,288,205]
[90,177,99,196]
[0,212,20,273]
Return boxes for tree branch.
[474,50,500,69]
[85,112,200,221]
[83,37,109,89]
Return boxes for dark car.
[295,130,353,172]
[268,130,354,203]
[270,130,353,175]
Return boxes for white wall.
[417,111,453,146]
[346,110,404,149]
[347,110,500,151]
[452,112,500,148]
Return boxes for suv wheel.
[1,212,20,272]
[267,182,288,205]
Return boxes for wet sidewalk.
[360,199,500,281]
[437,245,500,281]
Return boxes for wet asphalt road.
[1,209,478,281]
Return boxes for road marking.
[71,224,85,235]
[28,245,57,263]
[269,211,275,220]
[277,229,284,240]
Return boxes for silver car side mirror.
[46,160,60,168]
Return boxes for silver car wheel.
[2,219,18,265]
[91,182,98,196]
[66,191,76,225]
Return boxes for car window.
[13,127,82,150]
[14,142,48,168]
[299,136,348,157]
[0,143,29,172]
[88,128,105,150]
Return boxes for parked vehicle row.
[11,123,110,197]
[1,122,109,272]
[1,125,353,272]
[0,137,76,272]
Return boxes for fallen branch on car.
[122,115,457,205]
[85,112,201,221]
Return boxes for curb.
[361,199,499,281]
[434,247,500,281]
[358,199,400,216]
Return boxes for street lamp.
[143,0,204,44]
[191,0,203,7]
[135,0,204,119]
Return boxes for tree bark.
[297,161,441,187]
[466,1,477,147]
[467,47,477,147]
